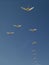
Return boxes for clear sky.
[0,0,49,65]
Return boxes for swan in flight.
[29,28,37,32]
[21,7,34,11]
[6,32,14,35]
[13,24,22,28]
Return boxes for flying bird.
[21,7,34,11]
[32,49,36,52]
[32,53,37,55]
[29,28,37,32]
[6,32,14,35]
[32,60,37,63]
[32,57,37,60]
[13,24,22,28]
[32,41,37,45]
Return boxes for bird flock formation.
[21,5,40,65]
[6,6,37,34]
[6,6,37,35]
[6,6,40,65]
[6,24,37,35]
[32,41,40,65]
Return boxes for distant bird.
[6,32,14,35]
[32,53,37,55]
[32,41,37,45]
[13,24,22,28]
[29,28,37,32]
[32,49,36,52]
[34,61,37,63]
[32,57,37,60]
[21,7,34,11]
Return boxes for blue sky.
[0,0,49,65]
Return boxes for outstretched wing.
[21,7,26,10]
[29,7,34,11]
